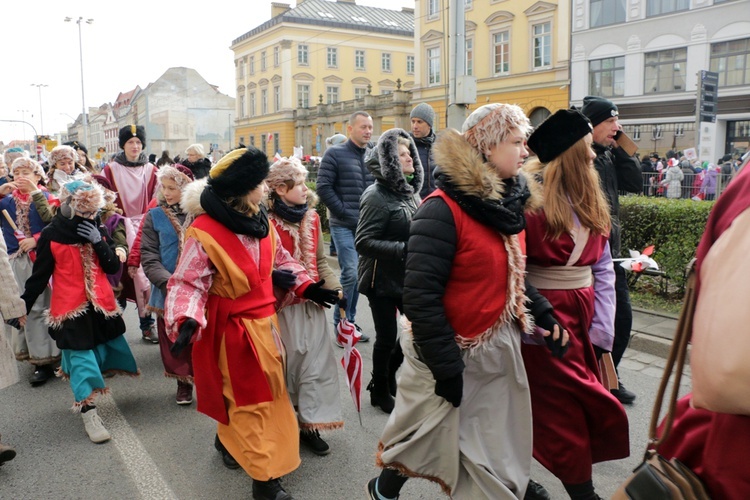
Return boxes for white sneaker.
[82,409,111,443]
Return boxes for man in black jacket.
[582,96,642,404]
[409,103,437,198]
[317,111,374,340]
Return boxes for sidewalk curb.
[629,331,674,359]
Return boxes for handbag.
[690,207,750,415]
[612,260,711,500]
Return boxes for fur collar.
[181,178,208,217]
[368,128,423,198]
[432,129,541,210]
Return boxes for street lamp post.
[16,109,29,143]
[64,16,93,148]
[30,83,48,135]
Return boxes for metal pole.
[31,84,48,135]
[77,18,89,148]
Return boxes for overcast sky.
[0,0,413,146]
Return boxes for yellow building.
[413,0,571,128]
[231,0,415,156]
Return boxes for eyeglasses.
[75,210,98,219]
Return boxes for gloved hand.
[77,220,102,244]
[593,345,608,360]
[302,280,339,308]
[434,373,463,407]
[272,269,296,290]
[337,292,348,313]
[171,318,198,355]
[536,311,568,359]
[5,317,22,329]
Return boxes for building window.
[644,47,687,93]
[274,85,281,112]
[632,126,641,141]
[465,38,473,76]
[427,47,441,84]
[590,0,626,28]
[261,88,268,114]
[428,0,439,18]
[589,56,625,97]
[274,46,280,67]
[238,60,245,79]
[249,135,255,147]
[298,44,308,65]
[261,51,267,71]
[297,84,310,108]
[327,47,338,68]
[354,87,367,99]
[250,56,255,75]
[273,133,280,155]
[647,0,689,17]
[532,22,551,68]
[240,94,246,118]
[250,92,256,117]
[262,134,268,153]
[355,50,366,70]
[326,86,339,104]
[493,31,510,74]
[465,0,473,9]
[407,55,415,75]
[710,38,750,87]
[239,136,245,145]
[381,53,391,72]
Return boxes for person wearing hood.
[20,180,139,443]
[182,143,212,180]
[660,158,684,199]
[102,125,159,344]
[522,108,629,500]
[700,164,719,200]
[368,104,564,500]
[356,128,423,414]
[164,147,340,500]
[409,103,437,198]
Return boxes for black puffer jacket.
[182,158,211,180]
[316,140,374,229]
[356,129,422,299]
[412,130,436,199]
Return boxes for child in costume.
[47,145,87,194]
[0,157,60,386]
[89,175,129,298]
[140,164,195,405]
[21,180,139,443]
[165,147,340,500]
[265,156,343,456]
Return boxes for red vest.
[432,190,527,339]
[48,242,118,327]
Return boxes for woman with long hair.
[522,109,629,500]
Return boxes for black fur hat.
[64,141,88,155]
[119,124,147,149]
[208,147,269,198]
[528,109,593,163]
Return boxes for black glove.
[5,318,22,329]
[434,373,463,407]
[593,345,608,360]
[536,311,568,359]
[171,318,198,355]
[302,280,339,309]
[77,220,102,244]
[272,269,296,290]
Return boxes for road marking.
[98,398,178,500]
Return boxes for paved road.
[0,296,688,500]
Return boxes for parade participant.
[369,103,559,499]
[0,157,60,385]
[47,145,86,194]
[0,235,26,465]
[89,175,128,298]
[21,180,139,443]
[356,129,422,414]
[409,103,437,198]
[266,156,344,456]
[522,109,629,500]
[581,96,642,405]
[65,141,98,174]
[165,147,340,500]
[182,144,211,179]
[102,125,159,343]
[140,165,195,405]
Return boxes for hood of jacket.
[431,128,541,210]
[180,177,208,217]
[364,128,423,198]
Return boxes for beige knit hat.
[266,156,308,191]
[48,145,79,167]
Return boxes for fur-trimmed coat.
[402,128,542,380]
[356,128,423,299]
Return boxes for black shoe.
[252,478,294,500]
[366,477,379,499]
[611,381,636,405]
[30,364,55,386]
[525,479,552,500]
[367,376,395,414]
[354,324,370,343]
[300,429,330,456]
[214,434,240,469]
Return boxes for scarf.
[112,151,149,167]
[45,213,103,245]
[271,200,308,224]
[199,186,269,238]
[435,173,531,235]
